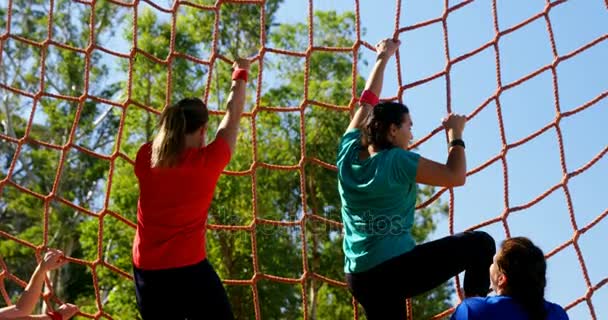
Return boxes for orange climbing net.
[1,0,607,319]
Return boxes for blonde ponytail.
[151,106,187,167]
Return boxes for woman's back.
[337,128,420,273]
[133,138,230,270]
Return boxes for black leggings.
[134,259,234,320]
[346,231,496,320]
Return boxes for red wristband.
[47,311,62,320]
[232,68,248,82]
[359,90,379,106]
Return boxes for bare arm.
[0,312,52,319]
[415,114,467,187]
[346,38,401,132]
[0,303,79,320]
[0,251,78,320]
[0,251,61,318]
[216,58,251,153]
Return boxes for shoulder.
[137,142,152,157]
[197,136,232,170]
[135,142,152,168]
[452,296,514,320]
[452,297,488,320]
[204,136,232,159]
[207,135,231,153]
[337,129,362,161]
[464,297,494,309]
[387,148,420,161]
[340,128,361,145]
[386,148,421,181]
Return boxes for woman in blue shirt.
[451,237,569,320]
[338,37,496,319]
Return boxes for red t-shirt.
[132,138,231,270]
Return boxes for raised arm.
[346,38,401,133]
[415,114,467,187]
[216,58,251,153]
[0,250,78,319]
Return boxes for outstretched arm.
[0,250,78,319]
[0,250,64,318]
[346,38,401,133]
[216,58,251,153]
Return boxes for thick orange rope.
[0,0,606,319]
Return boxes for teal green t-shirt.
[337,129,421,273]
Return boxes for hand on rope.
[375,37,401,60]
[41,250,80,319]
[46,303,79,320]
[40,249,68,272]
[442,113,467,145]
[414,113,468,187]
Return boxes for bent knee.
[470,231,496,256]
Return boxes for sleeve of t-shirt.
[392,149,421,184]
[134,142,152,178]
[205,136,232,173]
[337,129,361,159]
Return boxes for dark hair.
[497,237,547,320]
[151,98,209,167]
[364,101,409,150]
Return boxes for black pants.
[134,259,234,320]
[346,231,495,320]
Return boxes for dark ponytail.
[363,101,409,150]
[497,237,547,320]
[151,98,209,167]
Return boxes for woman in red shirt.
[132,58,250,320]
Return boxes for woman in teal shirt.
[337,38,496,319]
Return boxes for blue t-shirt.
[337,129,420,273]
[451,296,569,320]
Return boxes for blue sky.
[274,0,608,318]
